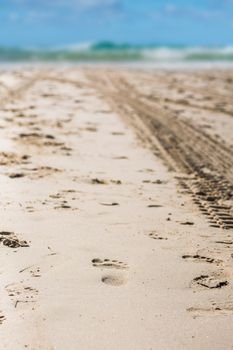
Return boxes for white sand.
[0,67,233,349]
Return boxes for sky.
[0,0,233,47]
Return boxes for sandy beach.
[0,66,233,349]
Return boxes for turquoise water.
[0,42,233,63]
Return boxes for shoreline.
[1,61,233,71]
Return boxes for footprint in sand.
[92,258,128,286]
[101,274,127,286]
[191,274,229,289]
[180,221,194,226]
[111,132,125,136]
[100,202,119,207]
[182,254,222,265]
[0,231,29,249]
[8,166,61,180]
[147,204,163,208]
[0,152,30,166]
[19,252,59,278]
[6,283,38,309]
[0,312,5,324]
[91,178,122,185]
[28,166,62,179]
[113,156,128,160]
[84,126,98,132]
[91,178,108,185]
[187,300,233,316]
[148,232,168,240]
[8,172,25,179]
[92,258,128,269]
[215,240,233,246]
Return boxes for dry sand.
[0,66,233,349]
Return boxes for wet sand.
[0,67,233,349]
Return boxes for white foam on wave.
[142,46,233,61]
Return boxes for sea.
[1,42,233,68]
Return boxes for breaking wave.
[0,42,233,63]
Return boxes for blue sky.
[0,0,233,47]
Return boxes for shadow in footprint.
[192,274,228,289]
[92,258,128,269]
[101,274,127,286]
[0,231,29,249]
[148,232,168,240]
[92,259,129,287]
[182,254,222,265]
[100,202,119,207]
[0,312,5,324]
[187,300,233,316]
